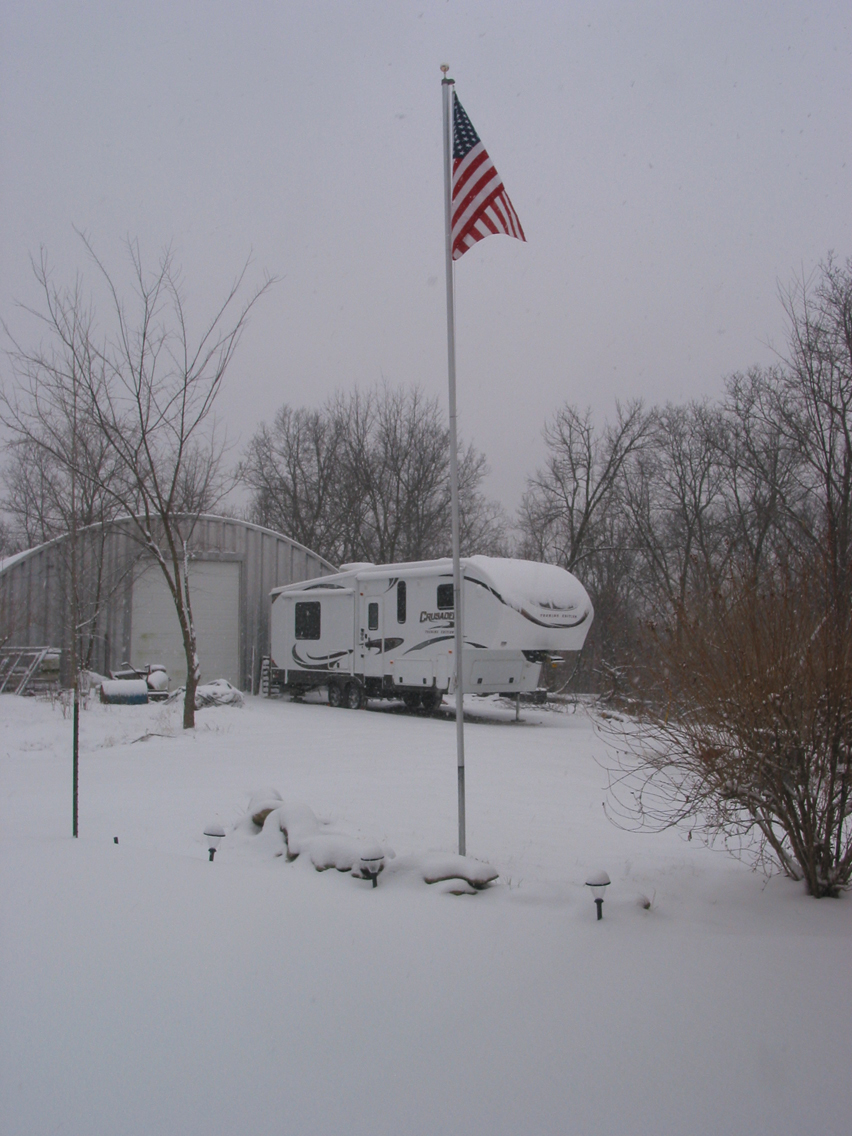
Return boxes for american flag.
[451,92,525,261]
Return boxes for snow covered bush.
[231,790,498,892]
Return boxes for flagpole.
[441,67,466,857]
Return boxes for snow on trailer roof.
[270,558,454,596]
[271,556,591,617]
[465,556,590,615]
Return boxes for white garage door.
[131,560,241,688]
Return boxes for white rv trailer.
[268,556,593,709]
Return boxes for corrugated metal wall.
[0,515,335,691]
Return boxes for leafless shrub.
[604,565,852,897]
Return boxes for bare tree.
[719,367,806,583]
[778,255,852,615]
[2,259,115,680]
[623,402,729,622]
[239,404,347,559]
[242,383,506,565]
[2,416,121,546]
[2,238,274,727]
[518,401,653,690]
[519,400,652,572]
[1,389,130,669]
[0,515,17,559]
[337,384,504,563]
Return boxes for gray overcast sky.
[1,1,850,512]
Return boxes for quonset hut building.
[0,515,334,692]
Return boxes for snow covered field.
[2,692,849,1136]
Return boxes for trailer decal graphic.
[403,636,488,654]
[404,635,453,652]
[291,646,354,670]
[466,574,590,629]
[518,606,591,629]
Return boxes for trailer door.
[358,593,384,681]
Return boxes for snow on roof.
[0,514,338,576]
[466,556,589,613]
[0,547,37,574]
[271,555,592,615]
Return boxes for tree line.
[517,257,851,699]
[3,251,851,696]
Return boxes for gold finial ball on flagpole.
[440,64,450,75]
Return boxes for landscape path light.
[204,823,226,862]
[585,870,611,920]
[357,844,385,888]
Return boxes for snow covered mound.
[81,669,109,691]
[226,790,498,892]
[247,787,284,828]
[420,852,499,889]
[167,679,244,708]
[230,790,394,879]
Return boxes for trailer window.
[397,581,406,624]
[368,601,379,631]
[437,583,454,610]
[295,601,321,640]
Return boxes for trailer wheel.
[421,689,444,712]
[327,682,343,708]
[402,692,422,712]
[344,682,364,710]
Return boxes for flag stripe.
[454,193,522,257]
[452,169,513,240]
[452,144,492,200]
[453,187,524,257]
[453,155,501,225]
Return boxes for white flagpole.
[441,67,466,856]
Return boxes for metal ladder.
[0,647,54,694]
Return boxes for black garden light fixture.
[357,844,385,888]
[204,823,226,862]
[585,870,611,920]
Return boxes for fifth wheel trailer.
[267,556,593,708]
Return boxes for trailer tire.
[343,682,363,710]
[422,689,444,712]
[327,681,343,708]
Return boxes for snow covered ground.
[2,692,849,1136]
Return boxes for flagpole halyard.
[442,68,466,857]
